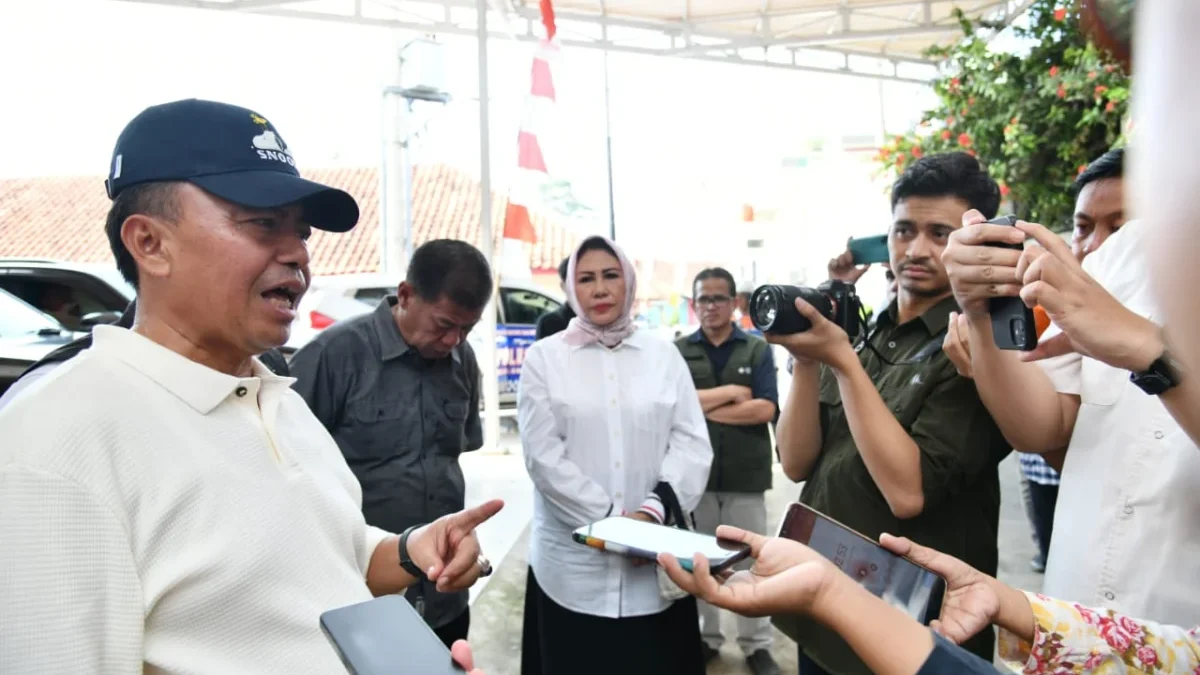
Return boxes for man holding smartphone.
[942,181,1200,629]
[675,267,780,675]
[771,152,1011,674]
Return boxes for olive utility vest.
[675,333,774,493]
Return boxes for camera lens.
[749,285,834,335]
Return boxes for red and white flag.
[498,0,559,279]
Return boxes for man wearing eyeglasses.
[674,267,781,675]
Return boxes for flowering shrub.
[874,1,1130,230]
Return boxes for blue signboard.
[495,324,537,395]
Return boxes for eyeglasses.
[695,295,732,308]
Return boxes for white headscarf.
[562,235,637,348]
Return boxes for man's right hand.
[828,239,871,284]
[942,312,974,379]
[942,210,1027,319]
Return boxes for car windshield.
[0,288,62,337]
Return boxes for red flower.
[1136,646,1158,667]
[1000,183,1011,196]
[1106,100,1116,112]
[1011,116,1019,124]
[961,107,969,116]
[968,96,976,105]
[1078,164,1088,175]
[1054,6,1067,21]
[911,146,924,158]
[941,129,953,141]
[1117,615,1145,639]
[950,77,961,88]
[1105,65,1115,73]
[1088,70,1097,80]
[967,150,977,157]
[1100,620,1133,652]
[957,133,972,147]
[1057,85,1067,98]
[945,116,955,126]
[1095,84,1109,96]
[1049,65,1059,77]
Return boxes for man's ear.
[120,214,175,284]
[396,281,413,310]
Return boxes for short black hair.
[557,256,570,283]
[104,181,182,290]
[406,239,494,311]
[890,151,1000,219]
[1072,148,1124,197]
[692,267,736,297]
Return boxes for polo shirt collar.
[569,325,647,351]
[91,325,295,415]
[877,295,960,335]
[373,296,462,364]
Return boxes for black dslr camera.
[749,279,863,339]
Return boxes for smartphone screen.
[573,517,751,572]
[778,503,945,624]
[320,595,465,675]
[848,234,890,265]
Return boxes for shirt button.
[1154,430,1165,440]
[614,461,622,469]
[887,341,896,348]
[615,491,623,499]
[1104,591,1116,601]
[1124,503,1134,515]
[235,386,248,397]
[611,399,617,406]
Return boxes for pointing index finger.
[455,499,505,530]
[1016,221,1075,264]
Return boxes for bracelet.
[398,524,428,582]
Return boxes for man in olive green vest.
[676,267,780,675]
[772,152,1010,674]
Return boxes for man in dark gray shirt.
[290,239,491,647]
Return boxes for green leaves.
[874,0,1129,231]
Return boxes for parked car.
[0,258,134,332]
[0,287,84,397]
[284,273,564,407]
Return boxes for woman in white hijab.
[517,235,713,675]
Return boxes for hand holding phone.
[572,516,751,573]
[777,503,945,624]
[983,215,1038,351]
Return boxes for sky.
[0,0,937,286]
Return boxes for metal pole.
[379,91,392,274]
[477,0,502,453]
[603,49,617,241]
[401,99,416,266]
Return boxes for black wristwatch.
[398,524,428,582]
[1130,350,1184,396]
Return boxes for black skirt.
[521,567,706,675]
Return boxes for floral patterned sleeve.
[998,592,1200,674]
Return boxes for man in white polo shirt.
[0,99,497,674]
[942,210,1200,629]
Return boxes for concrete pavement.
[460,445,1043,674]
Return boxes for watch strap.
[398,524,428,582]
[1130,350,1183,396]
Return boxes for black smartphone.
[848,234,891,265]
[985,215,1037,351]
[572,516,751,573]
[778,503,946,625]
[320,595,465,675]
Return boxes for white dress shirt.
[518,329,712,618]
[1037,219,1200,626]
[0,326,392,674]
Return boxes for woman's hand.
[657,526,836,617]
[879,534,1001,644]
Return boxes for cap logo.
[249,112,295,167]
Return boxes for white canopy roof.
[114,0,1035,82]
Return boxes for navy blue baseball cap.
[104,99,359,232]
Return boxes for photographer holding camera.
[766,152,1011,674]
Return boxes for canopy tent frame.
[113,0,1034,84]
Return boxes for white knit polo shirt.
[0,326,392,674]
